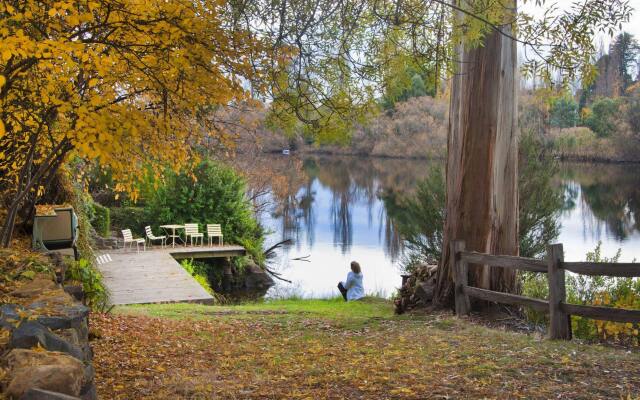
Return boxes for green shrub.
[549,95,578,128]
[66,258,110,310]
[382,167,445,272]
[90,203,111,237]
[518,132,562,259]
[109,206,147,236]
[143,161,265,263]
[583,97,621,138]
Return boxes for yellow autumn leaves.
[0,0,281,202]
[592,292,640,342]
[0,74,4,138]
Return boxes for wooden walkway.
[97,245,245,305]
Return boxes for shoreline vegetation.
[249,89,640,164]
[270,148,640,164]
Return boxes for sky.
[522,1,640,47]
[517,1,640,85]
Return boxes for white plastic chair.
[206,224,223,246]
[184,223,204,246]
[145,226,167,248]
[96,254,112,265]
[122,229,145,253]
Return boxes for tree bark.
[434,1,519,307]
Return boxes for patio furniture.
[122,229,145,253]
[32,206,79,260]
[160,224,184,248]
[184,223,204,246]
[145,226,167,248]
[206,224,224,246]
[96,254,113,265]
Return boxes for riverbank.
[269,148,640,164]
[92,299,640,399]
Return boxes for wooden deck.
[97,245,246,305]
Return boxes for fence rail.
[451,241,640,340]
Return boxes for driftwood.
[415,282,434,303]
[394,264,438,314]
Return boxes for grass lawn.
[93,298,640,399]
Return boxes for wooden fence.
[451,241,640,339]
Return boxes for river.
[259,155,640,299]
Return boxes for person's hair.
[350,261,361,274]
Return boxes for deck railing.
[451,241,640,340]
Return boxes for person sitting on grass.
[338,261,364,301]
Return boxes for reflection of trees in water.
[299,179,316,248]
[259,157,640,260]
[379,205,403,261]
[260,154,431,256]
[560,164,640,241]
[315,157,357,254]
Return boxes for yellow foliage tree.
[0,0,275,246]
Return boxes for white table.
[160,224,184,248]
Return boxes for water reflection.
[265,155,432,259]
[260,156,640,297]
[558,163,640,260]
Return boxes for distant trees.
[586,32,639,102]
[610,32,639,91]
[381,64,435,110]
[627,84,640,135]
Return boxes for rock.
[30,303,90,332]
[63,285,85,302]
[77,365,97,400]
[0,304,23,330]
[25,290,90,345]
[20,388,81,400]
[5,349,85,398]
[11,278,57,298]
[46,253,67,284]
[243,263,275,290]
[82,364,95,387]
[10,321,84,360]
[55,328,80,346]
[79,382,97,400]
[91,233,119,250]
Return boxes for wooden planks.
[460,251,547,273]
[452,241,470,316]
[452,240,640,341]
[562,262,640,278]
[464,286,549,312]
[561,303,640,324]
[97,245,243,305]
[547,244,570,340]
[170,245,245,260]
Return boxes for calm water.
[260,156,640,299]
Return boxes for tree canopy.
[0,0,277,245]
[235,0,631,141]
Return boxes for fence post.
[547,243,570,340]
[452,240,470,316]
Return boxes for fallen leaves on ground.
[92,308,640,399]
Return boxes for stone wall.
[1,273,96,399]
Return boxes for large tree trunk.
[434,2,519,307]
